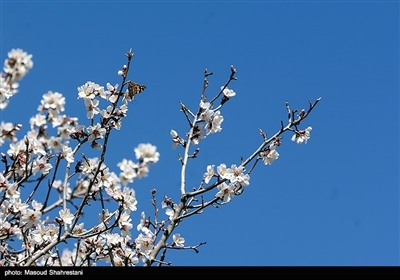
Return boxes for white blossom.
[292,126,312,144]
[59,208,74,225]
[172,233,185,247]
[260,145,279,165]
[60,146,74,163]
[134,143,160,164]
[221,86,236,98]
[215,182,235,203]
[87,123,107,142]
[203,164,215,184]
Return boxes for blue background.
[0,0,398,266]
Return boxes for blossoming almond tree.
[0,48,321,266]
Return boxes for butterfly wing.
[128,81,146,98]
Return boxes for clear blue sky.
[1,1,398,266]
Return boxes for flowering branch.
[0,47,321,267]
[145,66,321,266]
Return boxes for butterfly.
[127,81,146,98]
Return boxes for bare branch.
[165,242,207,254]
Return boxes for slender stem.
[146,198,186,266]
[180,115,198,195]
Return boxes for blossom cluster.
[0,49,174,266]
[0,48,34,109]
